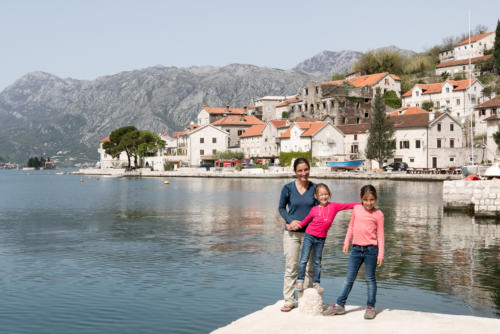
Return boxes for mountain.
[374,45,418,58]
[292,50,362,79]
[0,65,311,165]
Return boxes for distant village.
[98,31,500,172]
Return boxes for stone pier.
[443,180,500,218]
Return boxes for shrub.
[422,101,434,111]
[163,161,175,171]
[279,151,312,167]
[382,90,402,109]
[282,111,289,119]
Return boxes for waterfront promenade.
[212,301,500,334]
[76,167,461,181]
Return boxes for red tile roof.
[269,120,288,128]
[402,79,477,97]
[100,137,110,143]
[240,124,265,138]
[456,32,494,46]
[322,72,400,88]
[336,123,370,135]
[279,128,291,139]
[174,130,189,137]
[484,115,500,121]
[187,123,200,130]
[203,105,246,115]
[436,54,493,68]
[211,115,265,126]
[390,113,430,128]
[474,96,500,109]
[276,96,298,107]
[300,121,328,137]
[389,106,428,117]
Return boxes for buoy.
[163,180,169,184]
[80,177,84,183]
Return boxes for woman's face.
[295,162,310,182]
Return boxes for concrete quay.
[211,301,499,334]
[76,167,461,181]
[443,179,500,218]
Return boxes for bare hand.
[288,220,301,231]
[377,258,383,267]
[342,244,349,254]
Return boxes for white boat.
[484,164,500,178]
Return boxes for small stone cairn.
[298,288,323,315]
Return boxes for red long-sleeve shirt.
[299,202,359,238]
[344,205,385,260]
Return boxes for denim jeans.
[297,233,326,284]
[336,245,378,307]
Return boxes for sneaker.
[324,304,345,316]
[313,283,324,293]
[364,306,376,320]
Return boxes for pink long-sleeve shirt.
[344,205,385,259]
[299,202,359,238]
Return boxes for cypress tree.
[495,20,500,73]
[365,88,396,168]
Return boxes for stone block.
[298,288,323,315]
[495,199,500,205]
[488,193,497,199]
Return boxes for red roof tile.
[276,96,298,107]
[203,105,246,115]
[279,128,291,139]
[336,123,370,135]
[474,96,500,109]
[301,121,328,137]
[270,120,288,128]
[323,72,400,88]
[211,115,264,126]
[456,32,494,46]
[240,124,265,138]
[390,113,430,128]
[389,106,428,117]
[100,137,110,143]
[436,54,493,68]
[402,79,477,97]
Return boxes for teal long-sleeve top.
[278,181,318,233]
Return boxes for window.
[416,103,420,107]
[343,117,347,124]
[323,102,326,109]
[315,86,319,94]
[351,144,359,153]
[436,101,440,108]
[385,78,389,85]
[400,140,409,149]
[200,149,204,155]
[410,158,415,163]
[437,139,441,148]
[446,87,450,93]
[416,91,420,96]
[437,123,441,131]
[212,137,216,143]
[450,124,454,131]
[226,129,230,133]
[237,130,244,136]
[450,139,454,148]
[356,117,360,124]
[305,88,308,95]
[456,99,460,105]
[200,138,204,143]
[492,109,497,115]
[415,140,421,148]
[450,157,454,162]
[354,134,358,140]
[446,100,450,105]
[364,112,369,118]
[480,110,486,116]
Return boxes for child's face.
[361,193,376,210]
[316,188,330,205]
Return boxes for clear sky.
[1,0,499,91]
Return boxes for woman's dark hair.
[293,158,310,172]
[360,184,377,199]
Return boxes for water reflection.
[0,172,498,334]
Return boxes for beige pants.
[283,230,313,307]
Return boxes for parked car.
[198,164,212,171]
[382,162,408,171]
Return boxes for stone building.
[438,32,495,63]
[239,120,289,160]
[197,105,248,126]
[211,115,265,147]
[474,96,500,139]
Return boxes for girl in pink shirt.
[294,183,359,293]
[325,184,384,320]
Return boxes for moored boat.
[326,160,364,170]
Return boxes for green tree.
[422,101,434,111]
[136,130,166,166]
[382,90,402,108]
[494,20,500,72]
[214,150,244,160]
[353,50,406,75]
[494,130,500,150]
[103,126,138,168]
[365,88,395,168]
[331,73,345,80]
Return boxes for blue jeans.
[336,245,378,307]
[297,233,325,284]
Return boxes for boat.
[326,160,364,170]
[484,163,500,179]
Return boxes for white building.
[254,96,295,121]
[98,137,137,169]
[197,105,248,126]
[435,55,493,78]
[279,121,345,165]
[474,96,500,138]
[485,115,500,163]
[211,115,265,147]
[439,32,495,63]
[239,124,265,159]
[402,79,484,120]
[323,72,402,98]
[239,120,289,160]
[336,123,370,162]
[184,124,229,166]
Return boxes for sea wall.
[443,180,500,217]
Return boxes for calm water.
[0,170,498,333]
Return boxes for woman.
[278,158,317,312]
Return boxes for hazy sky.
[1,0,499,91]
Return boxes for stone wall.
[443,180,500,217]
